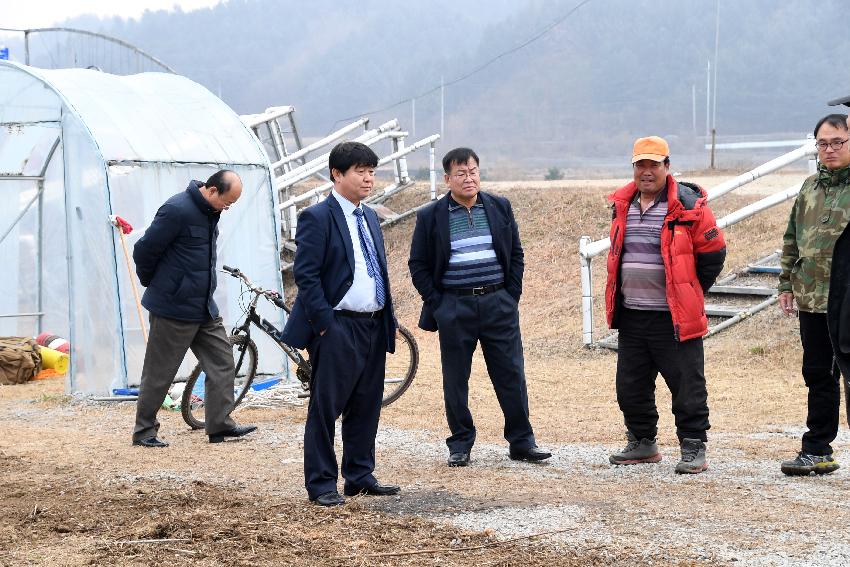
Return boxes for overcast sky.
[2,0,221,30]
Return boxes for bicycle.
[180,265,419,429]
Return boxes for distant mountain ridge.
[47,0,850,164]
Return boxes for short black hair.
[442,147,479,174]
[814,113,849,137]
[203,169,238,194]
[329,142,379,181]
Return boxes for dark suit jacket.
[281,195,397,352]
[408,191,524,331]
[829,221,850,355]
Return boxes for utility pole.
[711,0,720,169]
[712,0,720,133]
[440,76,445,140]
[692,84,697,138]
[705,60,711,138]
[411,98,416,138]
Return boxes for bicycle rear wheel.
[181,334,258,430]
[382,325,418,407]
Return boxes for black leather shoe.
[132,436,169,448]
[509,446,552,462]
[311,491,345,507]
[208,424,257,443]
[344,482,401,497]
[447,451,471,467]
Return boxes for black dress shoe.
[509,446,552,462]
[132,436,169,448]
[447,451,471,467]
[344,482,401,497]
[311,491,345,507]
[208,424,257,443]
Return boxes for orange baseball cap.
[632,136,669,163]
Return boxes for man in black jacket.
[408,147,550,467]
[131,170,256,447]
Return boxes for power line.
[328,0,596,131]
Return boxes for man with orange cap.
[604,136,726,474]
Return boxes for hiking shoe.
[675,438,708,474]
[609,432,662,465]
[780,452,840,476]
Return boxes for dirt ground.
[3,171,848,566]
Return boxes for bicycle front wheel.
[382,325,419,407]
[181,334,258,430]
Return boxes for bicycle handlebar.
[221,265,287,310]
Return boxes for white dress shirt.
[331,189,382,312]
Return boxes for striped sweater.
[441,197,505,289]
[620,191,669,311]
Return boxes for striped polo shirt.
[441,196,505,289]
[621,190,669,311]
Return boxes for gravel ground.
[4,382,850,565]
[367,425,850,566]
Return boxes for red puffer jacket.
[605,175,726,341]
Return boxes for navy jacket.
[133,181,221,322]
[408,191,524,332]
[829,221,850,354]
[281,196,397,352]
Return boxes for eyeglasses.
[451,168,479,180]
[815,139,849,151]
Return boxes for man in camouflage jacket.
[778,113,850,476]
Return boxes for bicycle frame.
[225,266,312,388]
[212,265,417,412]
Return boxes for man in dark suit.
[282,141,399,507]
[408,147,551,467]
[132,170,256,447]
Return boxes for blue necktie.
[353,208,385,307]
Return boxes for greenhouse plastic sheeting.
[0,61,285,395]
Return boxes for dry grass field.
[3,171,848,566]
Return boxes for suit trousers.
[133,314,236,441]
[799,311,841,455]
[615,308,710,442]
[435,288,536,454]
[303,314,386,499]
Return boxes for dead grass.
[0,447,625,567]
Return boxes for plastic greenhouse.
[0,61,285,395]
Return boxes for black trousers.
[435,288,536,454]
[616,308,710,442]
[799,311,840,455]
[303,314,386,500]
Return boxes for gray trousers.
[133,314,236,441]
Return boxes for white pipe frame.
[278,134,441,211]
[578,141,818,346]
[278,134,441,240]
[270,117,370,170]
[240,105,295,129]
[274,120,400,191]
